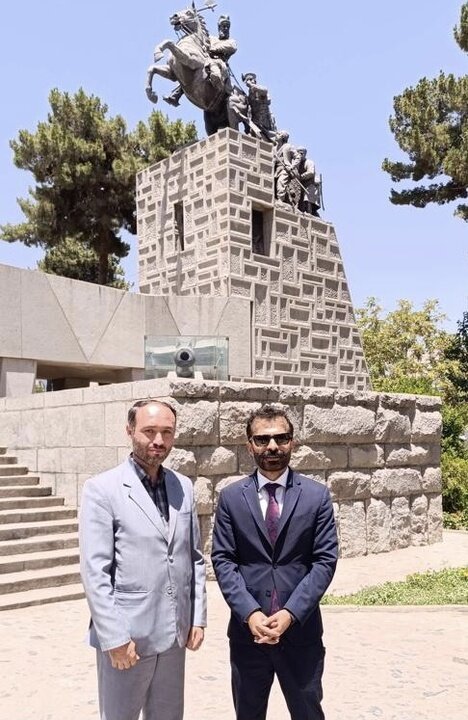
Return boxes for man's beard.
[253,449,291,474]
[132,438,169,468]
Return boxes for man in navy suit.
[211,404,338,720]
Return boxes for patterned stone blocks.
[136,128,369,390]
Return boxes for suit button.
[166,586,173,595]
[273,563,278,569]
[168,556,174,563]
[266,590,271,597]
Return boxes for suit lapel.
[277,469,302,539]
[242,474,271,547]
[123,460,169,541]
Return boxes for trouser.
[230,639,325,720]
[96,643,185,720]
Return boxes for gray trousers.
[96,644,186,720]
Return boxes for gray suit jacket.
[79,458,206,657]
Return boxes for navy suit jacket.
[211,468,338,646]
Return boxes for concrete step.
[0,547,80,574]
[0,496,65,511]
[0,484,50,497]
[0,532,79,556]
[0,465,29,477]
[0,518,79,541]
[0,507,77,525]
[0,564,81,595]
[0,475,40,487]
[0,582,85,611]
[0,456,17,465]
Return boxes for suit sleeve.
[79,478,132,651]
[283,486,338,624]
[190,489,207,627]
[211,490,262,623]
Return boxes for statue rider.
[241,72,277,141]
[164,15,237,107]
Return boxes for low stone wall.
[0,379,443,561]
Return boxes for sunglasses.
[249,433,293,447]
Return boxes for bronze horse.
[146,5,231,135]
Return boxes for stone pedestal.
[137,129,369,390]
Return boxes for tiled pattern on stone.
[136,128,370,390]
[0,379,443,562]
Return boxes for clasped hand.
[247,609,293,644]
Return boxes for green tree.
[382,3,468,222]
[358,297,468,526]
[445,311,468,402]
[0,88,197,284]
[37,237,130,290]
[356,297,453,394]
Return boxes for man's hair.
[242,72,257,83]
[127,399,177,428]
[246,404,294,439]
[218,14,230,26]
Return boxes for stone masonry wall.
[0,379,442,567]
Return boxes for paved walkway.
[1,531,467,720]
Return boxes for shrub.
[441,453,468,514]
[443,509,468,530]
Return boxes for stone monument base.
[0,378,443,566]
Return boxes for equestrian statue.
[146,2,235,135]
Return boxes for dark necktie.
[264,483,281,614]
[264,483,280,543]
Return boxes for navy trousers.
[230,638,326,720]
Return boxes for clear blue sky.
[1,0,466,330]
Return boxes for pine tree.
[1,88,197,284]
[37,237,131,290]
[382,3,468,222]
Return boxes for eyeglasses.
[249,433,293,447]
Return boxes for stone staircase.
[0,446,84,610]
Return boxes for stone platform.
[1,531,466,720]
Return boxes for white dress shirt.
[256,468,289,519]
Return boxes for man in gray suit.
[80,399,206,720]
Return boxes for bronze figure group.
[146,3,322,216]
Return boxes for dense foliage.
[0,88,197,285]
[357,298,468,528]
[445,311,468,403]
[356,297,453,395]
[37,237,130,289]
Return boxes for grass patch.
[322,567,468,606]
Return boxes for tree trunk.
[98,248,109,285]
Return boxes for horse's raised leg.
[146,65,159,104]
[152,64,177,81]
[146,63,177,104]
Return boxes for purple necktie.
[264,483,280,613]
